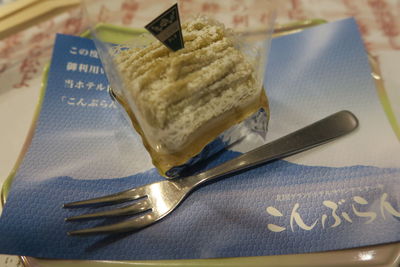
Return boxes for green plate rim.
[1,20,399,267]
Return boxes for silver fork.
[64,110,358,235]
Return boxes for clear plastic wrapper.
[82,0,278,178]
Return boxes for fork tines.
[64,187,152,235]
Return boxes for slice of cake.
[113,17,269,177]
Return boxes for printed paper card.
[0,18,399,260]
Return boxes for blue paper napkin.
[0,18,399,260]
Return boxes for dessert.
[113,17,269,177]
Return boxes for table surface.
[1,0,399,266]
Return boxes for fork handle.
[182,110,358,188]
